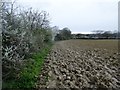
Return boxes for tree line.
[54,29,119,40]
[72,30,119,39]
[2,1,54,82]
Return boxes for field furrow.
[37,40,120,89]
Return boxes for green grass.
[3,44,52,88]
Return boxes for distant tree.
[92,30,104,34]
[92,30,104,38]
[54,34,62,41]
[75,34,82,39]
[60,27,71,40]
[102,31,112,38]
[54,27,72,41]
[51,26,59,41]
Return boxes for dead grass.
[66,39,118,51]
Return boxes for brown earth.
[36,39,120,89]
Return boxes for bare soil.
[37,39,120,89]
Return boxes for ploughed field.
[37,39,120,89]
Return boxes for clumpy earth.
[36,40,120,89]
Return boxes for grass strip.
[3,44,52,88]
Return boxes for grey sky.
[17,0,119,34]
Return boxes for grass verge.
[3,44,52,88]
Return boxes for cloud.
[17,0,118,33]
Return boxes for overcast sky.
[16,0,119,34]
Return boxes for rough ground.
[36,40,120,89]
